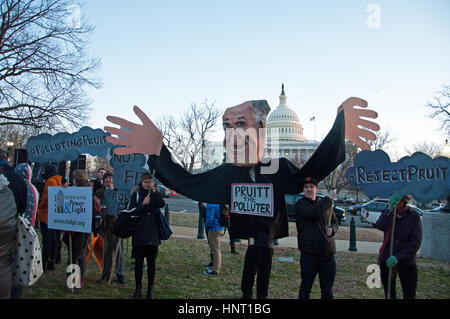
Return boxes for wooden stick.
[327,168,338,227]
[386,205,398,299]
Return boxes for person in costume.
[294,177,338,299]
[375,194,422,299]
[104,95,379,298]
[128,172,165,299]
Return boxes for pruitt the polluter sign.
[48,186,92,233]
[231,183,274,217]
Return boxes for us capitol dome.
[265,84,320,163]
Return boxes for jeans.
[299,252,336,299]
[380,262,417,299]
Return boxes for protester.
[93,168,106,193]
[37,164,62,271]
[204,204,225,276]
[375,194,422,299]
[14,163,39,226]
[199,202,213,268]
[294,177,338,299]
[0,169,18,299]
[0,149,27,215]
[63,169,92,289]
[128,172,165,298]
[95,171,126,284]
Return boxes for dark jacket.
[130,186,165,247]
[294,196,339,256]
[375,207,422,265]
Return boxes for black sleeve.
[148,144,233,204]
[300,111,346,180]
[150,190,165,210]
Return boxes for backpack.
[218,204,230,227]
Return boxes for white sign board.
[231,183,274,217]
[48,187,92,233]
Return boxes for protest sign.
[48,186,92,233]
[231,183,274,217]
[26,126,112,163]
[346,150,450,203]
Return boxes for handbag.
[158,210,172,241]
[113,210,139,238]
[12,216,43,287]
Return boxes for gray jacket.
[0,186,18,268]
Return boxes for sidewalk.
[170,225,382,254]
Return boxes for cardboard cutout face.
[222,101,266,167]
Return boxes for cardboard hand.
[104,106,163,156]
[337,97,380,151]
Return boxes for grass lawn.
[22,235,450,299]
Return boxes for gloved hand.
[388,193,402,211]
[386,255,398,268]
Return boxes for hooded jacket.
[37,170,62,224]
[15,163,39,226]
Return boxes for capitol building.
[204,84,320,167]
[265,84,320,165]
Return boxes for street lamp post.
[6,141,14,165]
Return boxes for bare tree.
[0,123,44,149]
[369,128,394,151]
[0,0,101,131]
[405,141,441,159]
[156,100,221,172]
[426,84,450,133]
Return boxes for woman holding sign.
[63,169,92,290]
[128,173,165,299]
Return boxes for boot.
[147,285,154,299]
[132,285,142,299]
[97,273,110,283]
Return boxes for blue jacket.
[205,204,225,232]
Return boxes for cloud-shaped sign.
[27,126,112,163]
[346,150,450,203]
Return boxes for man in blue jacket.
[204,203,225,276]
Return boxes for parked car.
[360,199,389,226]
[158,184,171,198]
[361,199,424,226]
[285,193,346,225]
